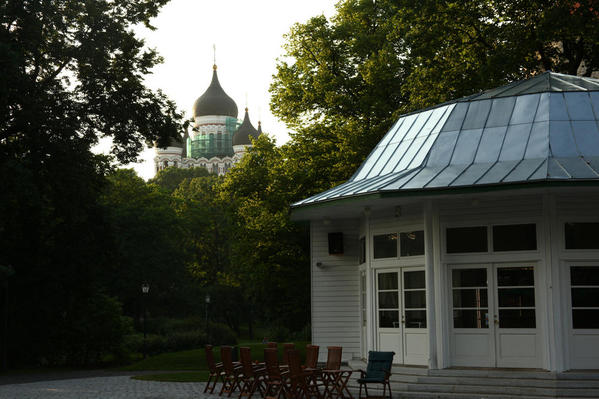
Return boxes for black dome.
[193,66,238,118]
[232,108,260,146]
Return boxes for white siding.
[311,219,361,361]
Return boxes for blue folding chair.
[357,351,394,399]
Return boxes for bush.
[207,322,237,346]
[268,325,291,342]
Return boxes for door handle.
[494,315,499,325]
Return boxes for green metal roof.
[293,72,599,208]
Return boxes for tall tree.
[0,0,182,366]
[271,0,599,183]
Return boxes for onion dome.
[193,65,238,118]
[233,108,260,146]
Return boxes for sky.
[101,0,338,180]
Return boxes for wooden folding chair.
[263,347,288,399]
[220,345,243,397]
[205,344,225,393]
[321,346,353,399]
[281,342,296,370]
[238,346,266,399]
[302,344,321,398]
[287,348,313,399]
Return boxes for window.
[373,233,397,259]
[570,266,599,329]
[497,267,536,328]
[493,224,537,251]
[404,270,426,328]
[452,268,488,328]
[400,231,424,256]
[378,272,399,328]
[565,223,599,249]
[447,226,488,253]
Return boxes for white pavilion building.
[292,72,599,398]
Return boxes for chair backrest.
[205,345,218,373]
[264,348,282,380]
[240,346,254,377]
[221,345,236,373]
[287,349,303,378]
[266,342,278,348]
[365,351,395,380]
[305,344,319,369]
[326,346,342,370]
[282,343,295,365]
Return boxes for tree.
[149,166,212,193]
[270,0,599,183]
[0,0,182,366]
[101,169,191,319]
[219,136,310,333]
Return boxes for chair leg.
[358,383,362,399]
[205,373,214,393]
[387,382,392,399]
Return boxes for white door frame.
[448,262,542,368]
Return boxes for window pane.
[452,268,487,287]
[378,292,398,309]
[498,288,535,307]
[404,291,426,309]
[447,226,488,253]
[405,310,427,328]
[497,267,534,286]
[453,309,488,328]
[493,224,537,251]
[404,270,425,289]
[571,266,599,285]
[373,233,397,258]
[400,231,425,256]
[572,310,599,329]
[453,289,488,308]
[499,309,536,328]
[379,311,399,328]
[571,288,599,307]
[378,272,398,290]
[565,223,599,249]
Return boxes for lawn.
[122,341,308,382]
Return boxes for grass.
[123,341,308,382]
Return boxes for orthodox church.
[154,64,262,175]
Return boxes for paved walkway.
[0,372,215,399]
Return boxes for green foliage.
[149,167,212,193]
[218,136,310,332]
[0,0,183,367]
[270,0,599,183]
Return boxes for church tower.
[154,63,262,176]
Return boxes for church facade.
[154,65,261,176]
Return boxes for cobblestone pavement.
[0,374,216,399]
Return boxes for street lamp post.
[205,294,211,340]
[141,283,150,358]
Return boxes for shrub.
[207,322,237,346]
[268,325,290,342]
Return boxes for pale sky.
[104,0,338,180]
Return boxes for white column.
[364,207,375,353]
[424,200,437,369]
[543,193,565,371]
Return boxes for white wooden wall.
[310,219,361,361]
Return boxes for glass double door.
[450,263,541,368]
[376,267,428,365]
